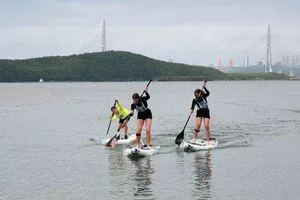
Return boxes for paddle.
[175,112,192,145]
[175,80,207,145]
[138,79,152,99]
[106,80,152,148]
[105,102,117,138]
[106,116,131,147]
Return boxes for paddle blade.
[106,134,119,148]
[175,131,184,145]
[108,138,117,148]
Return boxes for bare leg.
[117,123,122,132]
[135,119,144,148]
[145,119,152,148]
[204,118,211,141]
[116,123,122,139]
[123,124,128,138]
[193,117,202,140]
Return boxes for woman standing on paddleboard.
[110,100,131,139]
[190,81,212,142]
[130,86,152,149]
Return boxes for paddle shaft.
[105,102,117,138]
[182,112,192,132]
[139,80,152,98]
[105,119,113,137]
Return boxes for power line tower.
[102,20,106,52]
[265,24,272,73]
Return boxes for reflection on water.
[132,158,155,200]
[175,149,186,176]
[107,148,132,198]
[107,149,155,200]
[193,152,212,200]
[174,150,213,200]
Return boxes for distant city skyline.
[214,53,300,68]
[1,0,300,66]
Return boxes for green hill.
[0,51,290,82]
[0,51,226,82]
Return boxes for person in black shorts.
[190,82,211,142]
[130,86,152,149]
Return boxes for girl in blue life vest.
[190,82,212,142]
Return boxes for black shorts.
[196,109,210,119]
[137,109,152,120]
[119,115,130,124]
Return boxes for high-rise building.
[281,56,286,66]
[296,55,300,65]
[243,56,249,67]
[290,55,300,66]
[216,57,221,70]
[228,58,233,68]
[291,55,296,66]
[281,55,290,66]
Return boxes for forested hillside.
[0,51,226,82]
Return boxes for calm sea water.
[1,81,300,200]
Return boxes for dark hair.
[194,88,201,96]
[111,106,116,111]
[132,93,140,99]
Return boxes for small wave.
[289,109,300,114]
[217,141,250,149]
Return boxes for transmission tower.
[102,20,106,52]
[266,24,272,73]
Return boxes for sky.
[0,0,299,66]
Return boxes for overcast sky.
[0,0,299,66]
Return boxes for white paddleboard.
[102,134,136,146]
[123,146,158,158]
[183,139,218,151]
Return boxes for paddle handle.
[140,80,152,97]
[202,80,207,91]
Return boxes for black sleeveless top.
[131,92,150,112]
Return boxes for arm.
[111,114,118,121]
[143,91,150,100]
[190,99,196,111]
[203,86,210,97]
[130,103,135,116]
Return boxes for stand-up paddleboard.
[123,146,159,158]
[103,134,136,146]
[183,138,218,151]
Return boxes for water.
[1,81,300,200]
